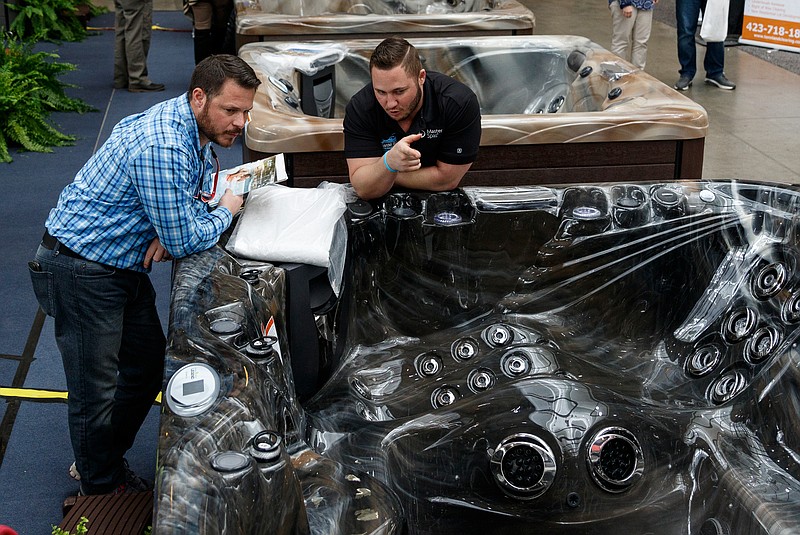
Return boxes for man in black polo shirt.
[343,37,481,200]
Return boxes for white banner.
[740,0,800,52]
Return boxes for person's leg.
[704,40,725,78]
[211,0,234,55]
[111,273,165,461]
[113,0,128,88]
[703,40,735,88]
[676,0,700,79]
[116,0,148,86]
[34,247,132,494]
[141,0,153,78]
[631,8,654,70]
[221,3,237,56]
[609,1,635,63]
[191,1,214,64]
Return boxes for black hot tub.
[155,179,800,534]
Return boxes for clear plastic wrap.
[226,183,350,295]
[233,0,535,39]
[157,179,800,535]
[240,36,707,155]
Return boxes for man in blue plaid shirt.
[29,55,261,496]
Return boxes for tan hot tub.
[240,36,709,188]
[234,0,535,49]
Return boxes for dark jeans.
[30,244,165,494]
[676,0,725,79]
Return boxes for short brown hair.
[369,37,423,78]
[189,54,261,100]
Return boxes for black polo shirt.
[343,71,481,167]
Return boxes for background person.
[29,55,260,496]
[674,0,736,90]
[114,0,164,92]
[343,36,481,200]
[183,0,235,64]
[608,0,658,70]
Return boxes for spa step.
[59,491,153,534]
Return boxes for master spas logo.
[381,134,398,152]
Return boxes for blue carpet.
[0,10,232,534]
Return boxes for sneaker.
[128,80,165,93]
[674,76,693,91]
[705,74,736,90]
[122,459,153,492]
[75,459,152,496]
[79,482,129,496]
[68,461,81,481]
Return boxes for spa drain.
[490,434,556,499]
[586,427,643,493]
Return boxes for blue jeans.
[30,243,165,494]
[676,0,725,79]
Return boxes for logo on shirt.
[425,128,443,140]
[381,134,398,152]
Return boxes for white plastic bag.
[226,183,349,294]
[700,0,730,43]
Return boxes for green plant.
[8,0,105,42]
[50,516,152,534]
[0,35,96,163]
[52,516,89,535]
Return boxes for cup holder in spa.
[556,205,612,239]
[205,302,248,347]
[559,187,609,217]
[556,187,611,238]
[423,191,475,227]
[650,185,688,219]
[610,185,649,228]
[384,193,423,219]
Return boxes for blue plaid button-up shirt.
[46,94,233,272]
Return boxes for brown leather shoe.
[128,81,165,93]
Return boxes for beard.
[395,82,423,123]
[196,105,241,148]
